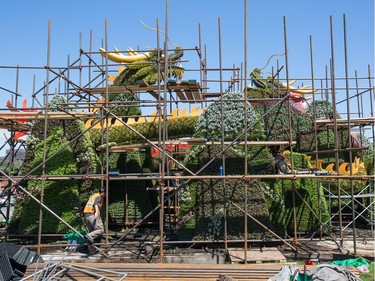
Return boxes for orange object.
[311,159,323,170]
[14,132,26,140]
[324,163,335,173]
[4,99,37,141]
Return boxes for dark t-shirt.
[93,195,103,207]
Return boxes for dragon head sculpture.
[99,46,184,86]
[249,67,316,100]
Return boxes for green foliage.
[179,183,194,206]
[340,168,367,194]
[360,262,374,281]
[113,47,184,87]
[114,62,154,86]
[105,153,121,171]
[208,208,224,240]
[269,178,329,234]
[191,179,271,240]
[181,141,273,239]
[253,102,313,142]
[24,119,100,203]
[126,198,146,221]
[248,68,285,96]
[18,181,83,234]
[108,92,142,117]
[25,119,62,143]
[305,100,340,119]
[104,151,157,223]
[184,145,273,175]
[194,91,264,141]
[323,168,368,194]
[108,201,125,222]
[13,102,100,233]
[177,97,274,238]
[356,134,374,175]
[11,88,367,240]
[29,128,77,175]
[107,152,155,224]
[261,179,287,234]
[317,130,335,148]
[176,183,197,237]
[90,116,198,147]
[247,87,270,99]
[364,154,374,175]
[252,99,360,177]
[69,120,100,201]
[283,151,310,170]
[47,94,68,111]
[13,127,83,233]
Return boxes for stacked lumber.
[23,262,360,281]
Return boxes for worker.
[83,186,106,252]
[272,148,291,174]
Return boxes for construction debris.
[0,242,43,281]
[23,262,128,281]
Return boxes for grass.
[360,262,374,281]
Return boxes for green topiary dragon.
[99,46,184,86]
[248,67,315,101]
[99,45,185,117]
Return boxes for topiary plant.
[269,178,329,234]
[12,127,83,234]
[11,95,100,234]
[194,91,264,141]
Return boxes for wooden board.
[188,80,202,101]
[228,247,286,263]
[24,261,361,281]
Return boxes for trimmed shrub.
[184,145,273,176]
[283,151,310,170]
[253,102,313,142]
[107,152,156,225]
[108,92,141,117]
[12,95,100,234]
[90,116,199,147]
[192,179,271,240]
[13,127,83,233]
[322,167,368,194]
[269,178,329,234]
[194,91,264,141]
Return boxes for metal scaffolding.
[0,3,373,263]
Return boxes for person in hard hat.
[83,187,106,249]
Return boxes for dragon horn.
[141,20,180,48]
[281,80,297,88]
[127,47,139,56]
[99,48,150,64]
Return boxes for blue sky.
[0,0,374,152]
[1,1,373,78]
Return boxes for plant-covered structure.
[194,91,264,141]
[10,96,100,234]
[2,32,371,261]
